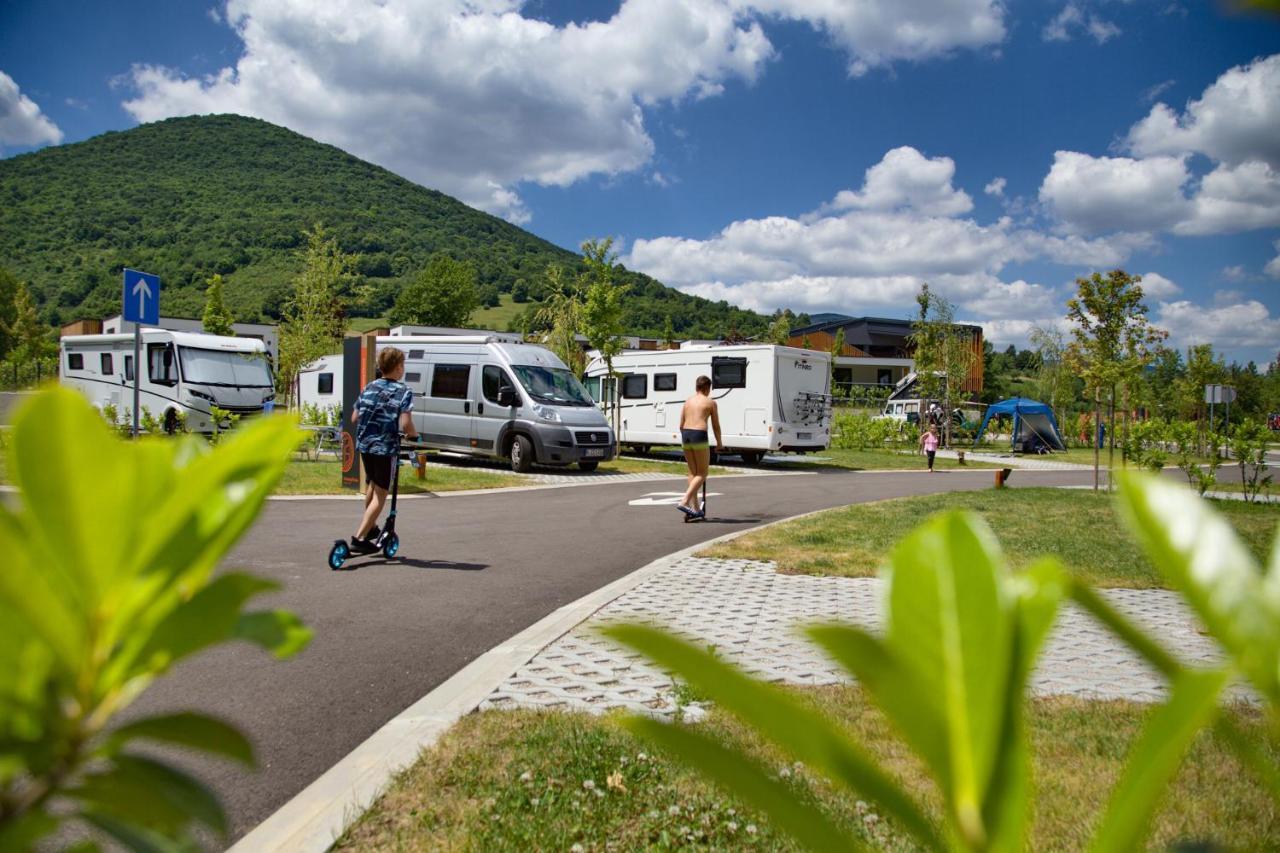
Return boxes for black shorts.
[681,428,709,450]
[361,452,394,490]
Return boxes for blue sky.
[2,1,1278,363]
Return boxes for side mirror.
[497,387,517,407]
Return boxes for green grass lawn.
[471,292,536,330]
[334,686,1276,851]
[700,487,1279,588]
[276,459,525,494]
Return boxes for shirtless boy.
[678,375,723,519]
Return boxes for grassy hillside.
[0,114,770,338]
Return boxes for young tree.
[910,284,978,447]
[0,266,20,359]
[1028,325,1072,427]
[579,238,629,431]
[3,281,54,364]
[201,273,235,337]
[1066,270,1164,491]
[767,309,794,345]
[277,226,355,407]
[662,314,676,350]
[829,327,847,396]
[532,265,584,375]
[389,254,479,327]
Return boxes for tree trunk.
[1093,388,1101,492]
[1121,384,1131,470]
[1107,384,1117,492]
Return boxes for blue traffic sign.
[123,268,160,326]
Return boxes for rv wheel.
[740,451,765,466]
[163,409,179,435]
[510,434,534,472]
[578,460,599,472]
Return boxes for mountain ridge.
[0,114,771,338]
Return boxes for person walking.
[919,423,939,473]
[677,375,723,519]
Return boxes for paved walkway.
[484,556,1249,717]
[933,448,1094,471]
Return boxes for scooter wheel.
[382,532,400,558]
[328,540,349,570]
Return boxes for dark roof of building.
[790,315,981,345]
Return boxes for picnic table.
[299,425,342,461]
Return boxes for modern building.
[787,315,984,394]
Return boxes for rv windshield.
[511,365,594,406]
[178,347,274,388]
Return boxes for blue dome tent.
[973,398,1066,452]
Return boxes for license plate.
[797,432,811,440]
[585,448,605,457]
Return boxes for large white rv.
[60,330,276,432]
[378,336,616,472]
[584,345,833,464]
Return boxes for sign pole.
[122,268,161,439]
[132,325,141,438]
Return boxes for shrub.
[1229,420,1273,504]
[0,388,310,849]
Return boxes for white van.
[380,336,616,472]
[60,330,275,432]
[583,345,833,464]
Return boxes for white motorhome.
[584,345,833,464]
[379,336,616,472]
[60,330,276,432]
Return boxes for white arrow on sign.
[132,277,153,317]
[628,491,722,507]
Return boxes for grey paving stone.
[481,557,1254,719]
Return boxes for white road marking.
[629,491,723,507]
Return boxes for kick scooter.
[328,433,417,569]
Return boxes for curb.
[227,501,846,852]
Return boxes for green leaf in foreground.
[0,387,309,848]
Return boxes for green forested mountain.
[0,114,769,337]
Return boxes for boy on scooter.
[349,347,418,551]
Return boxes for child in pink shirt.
[919,425,939,472]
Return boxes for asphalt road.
[128,465,1104,840]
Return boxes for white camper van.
[379,336,616,472]
[60,330,276,432]
[584,345,833,464]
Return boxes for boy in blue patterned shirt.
[350,347,418,550]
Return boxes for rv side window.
[404,372,422,385]
[67,353,84,371]
[711,357,747,389]
[318,372,334,394]
[125,356,134,382]
[583,376,601,400]
[893,403,904,415]
[622,373,647,399]
[147,343,178,385]
[654,373,677,392]
[431,364,470,399]
[408,350,424,360]
[482,365,515,404]
[100,353,113,375]
[905,402,919,414]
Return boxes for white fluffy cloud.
[1154,299,1280,349]
[1039,55,1280,240]
[1042,3,1120,44]
[0,71,63,152]
[819,147,973,217]
[1039,151,1191,235]
[624,146,1144,325]
[1127,53,1280,168]
[1138,271,1180,298]
[984,176,1006,197]
[737,0,1005,76]
[122,0,1007,221]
